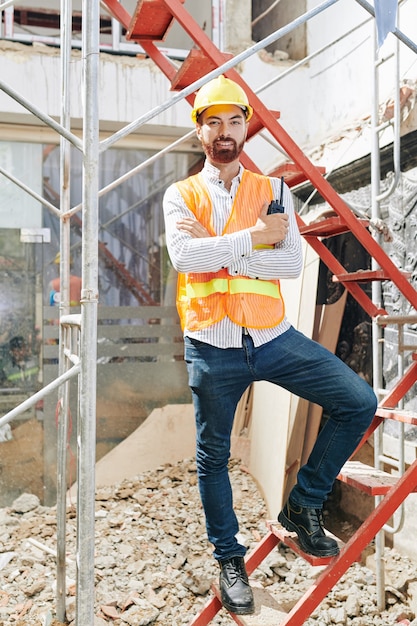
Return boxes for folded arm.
[163,181,303,280]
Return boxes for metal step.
[336,460,416,495]
[266,521,343,567]
[299,215,369,238]
[210,585,287,626]
[127,0,184,41]
[170,49,234,91]
[375,407,417,425]
[269,163,326,188]
[332,269,411,283]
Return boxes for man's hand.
[176,217,211,238]
[249,202,289,247]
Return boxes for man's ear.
[195,124,202,141]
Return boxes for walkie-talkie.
[267,176,285,214]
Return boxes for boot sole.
[221,598,255,615]
[278,511,340,558]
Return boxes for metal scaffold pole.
[55,0,73,621]
[76,1,99,624]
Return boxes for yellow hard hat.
[54,252,73,265]
[191,75,253,123]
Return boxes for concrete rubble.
[1,458,417,625]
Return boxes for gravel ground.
[0,458,417,626]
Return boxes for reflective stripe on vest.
[185,277,281,299]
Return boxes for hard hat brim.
[192,103,253,123]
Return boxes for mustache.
[214,136,236,146]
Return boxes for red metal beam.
[187,595,223,626]
[127,0,184,41]
[161,0,417,312]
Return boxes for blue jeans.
[184,326,377,561]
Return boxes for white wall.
[0,41,192,137]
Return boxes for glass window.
[0,138,198,505]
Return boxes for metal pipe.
[0,365,80,429]
[376,315,417,325]
[63,348,80,365]
[61,314,82,326]
[211,0,221,50]
[76,1,99,623]
[383,354,406,536]
[0,0,15,12]
[369,4,406,608]
[371,21,383,401]
[0,166,62,218]
[0,0,13,37]
[370,19,385,611]
[377,37,401,201]
[5,31,189,59]
[0,80,83,150]
[56,0,74,619]
[110,15,121,51]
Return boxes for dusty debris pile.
[1,458,417,625]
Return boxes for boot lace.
[313,508,326,534]
[222,557,248,583]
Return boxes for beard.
[201,137,245,163]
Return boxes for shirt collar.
[201,160,244,185]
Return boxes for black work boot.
[278,499,339,557]
[219,556,255,615]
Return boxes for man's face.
[196,104,248,165]
[10,344,29,366]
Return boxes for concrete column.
[224,0,253,52]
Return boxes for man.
[49,253,82,307]
[163,75,377,616]
[6,335,39,389]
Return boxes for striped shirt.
[163,161,303,348]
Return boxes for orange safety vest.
[175,170,285,331]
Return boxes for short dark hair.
[9,336,26,350]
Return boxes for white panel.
[0,142,43,228]
[248,237,320,518]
